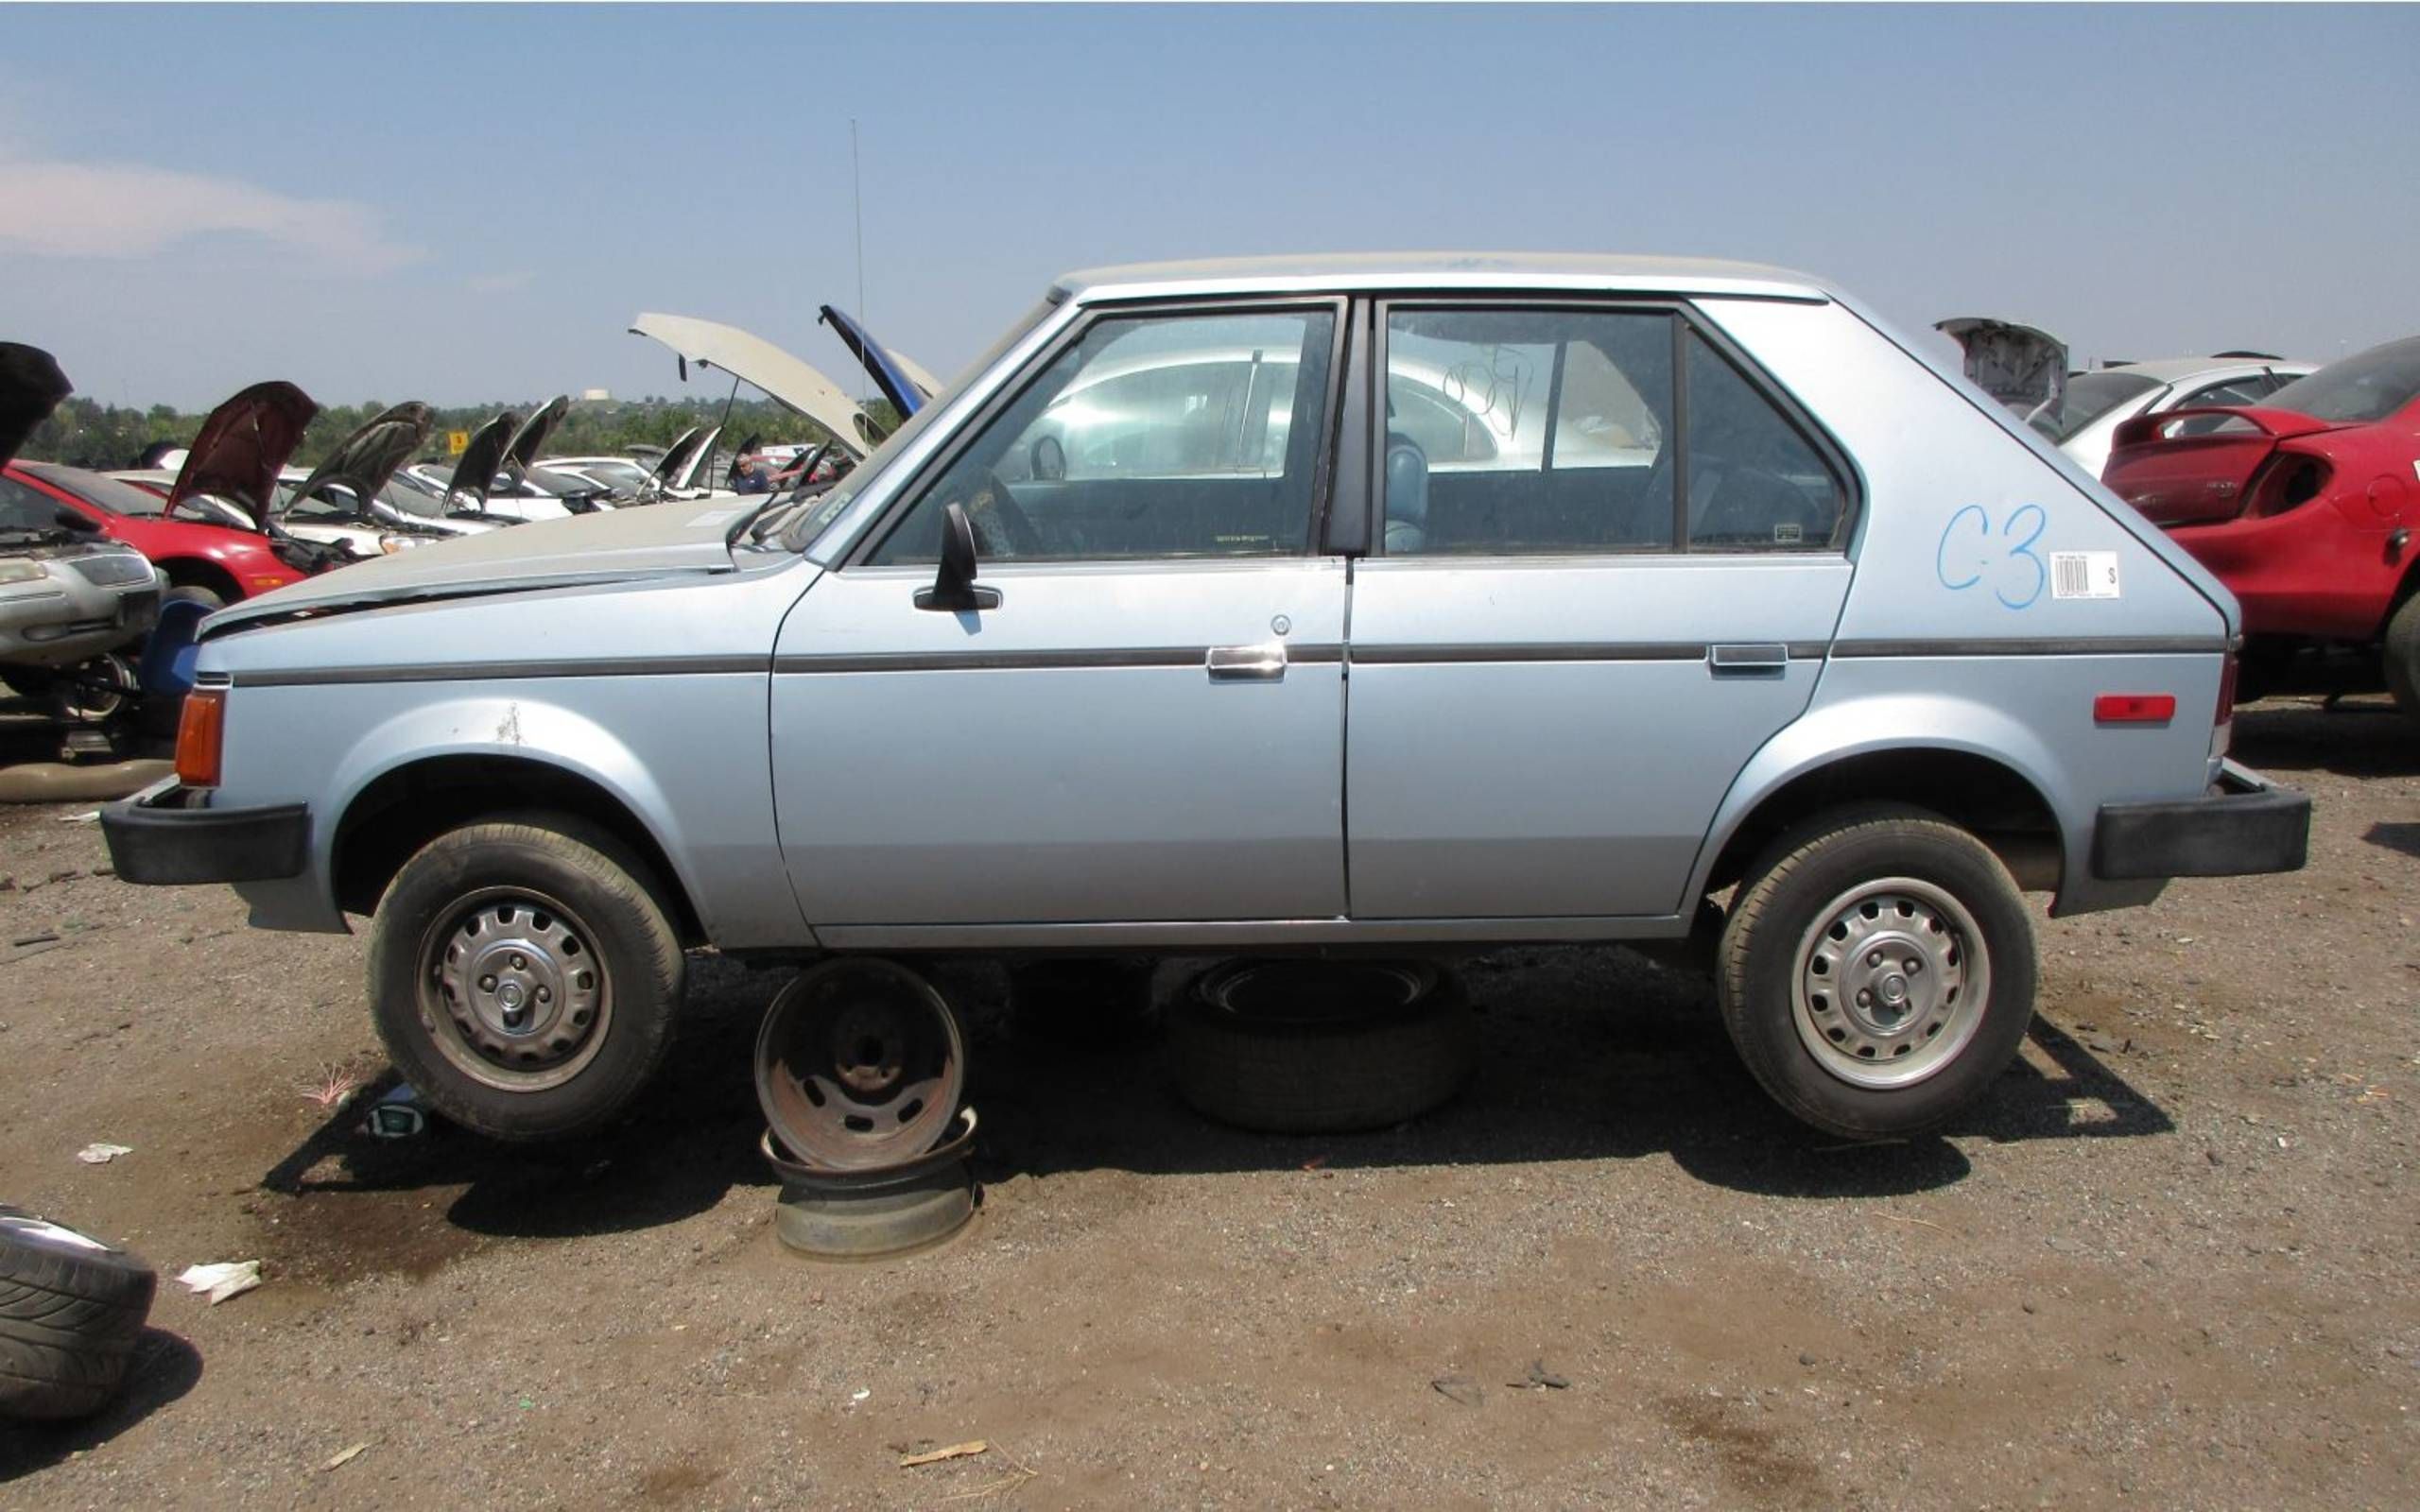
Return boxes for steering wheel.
[962,469,1044,558]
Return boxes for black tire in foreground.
[0,1206,158,1422]
[2381,594,2420,727]
[366,815,687,1143]
[1718,804,2036,1141]
[1167,960,1478,1134]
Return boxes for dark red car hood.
[166,381,320,524]
[0,343,72,468]
[2103,405,2353,527]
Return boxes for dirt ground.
[1,697,2415,1509]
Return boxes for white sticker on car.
[2050,551,2120,600]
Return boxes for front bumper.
[2090,760,2310,882]
[100,781,309,885]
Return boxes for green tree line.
[17,394,901,472]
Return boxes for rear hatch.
[2102,406,2344,527]
[1935,318,2068,421]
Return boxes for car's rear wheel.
[2381,594,2420,726]
[1718,806,2035,1140]
[367,816,685,1142]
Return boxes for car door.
[1347,300,1856,920]
[772,301,1350,929]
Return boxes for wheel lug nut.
[1866,950,1883,967]
[510,954,528,971]
[1857,989,1874,1006]
[1905,958,1922,974]
[536,987,551,1003]
[479,974,497,992]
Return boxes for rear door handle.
[1708,643,1789,677]
[1206,643,1287,681]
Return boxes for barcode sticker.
[2050,551,2120,600]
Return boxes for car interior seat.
[1383,432,1429,554]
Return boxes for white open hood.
[629,313,883,459]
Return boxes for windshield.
[379,479,444,519]
[2028,370,2159,442]
[786,298,1062,556]
[2268,337,2420,425]
[19,461,170,517]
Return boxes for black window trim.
[841,294,1352,571]
[1366,292,1864,559]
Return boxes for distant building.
[579,388,612,403]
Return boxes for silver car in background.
[103,254,2309,1146]
[2035,355,2315,478]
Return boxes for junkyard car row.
[60,253,2310,1146]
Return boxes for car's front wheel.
[1717,806,2035,1140]
[367,816,685,1142]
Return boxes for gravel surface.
[1,697,2415,1507]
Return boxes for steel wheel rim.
[1790,876,1990,1090]
[417,885,613,1092]
[755,959,965,1171]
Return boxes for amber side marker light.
[2094,694,2177,725]
[175,689,226,787]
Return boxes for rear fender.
[1686,691,2077,899]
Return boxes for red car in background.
[2102,335,2420,715]
[2,460,304,609]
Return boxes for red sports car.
[2,460,304,608]
[2102,335,2420,712]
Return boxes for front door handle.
[1206,643,1287,681]
[1709,643,1789,677]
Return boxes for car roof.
[2091,356,2317,382]
[1051,252,1831,304]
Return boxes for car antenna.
[852,117,870,408]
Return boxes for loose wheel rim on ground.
[416,885,614,1093]
[1789,875,1991,1090]
[755,958,966,1171]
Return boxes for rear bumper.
[2090,761,2310,881]
[100,780,309,885]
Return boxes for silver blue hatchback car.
[105,254,2308,1143]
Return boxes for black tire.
[1167,960,1477,1134]
[366,816,686,1143]
[1005,957,1157,1045]
[2382,594,2420,725]
[0,1206,158,1422]
[1718,805,2036,1141]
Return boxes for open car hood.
[202,496,757,639]
[1936,318,2068,420]
[0,343,72,467]
[165,380,320,522]
[504,395,571,478]
[819,304,936,419]
[277,402,436,524]
[630,312,881,458]
[445,412,519,507]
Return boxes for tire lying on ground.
[0,1206,159,1422]
[1167,959,1478,1134]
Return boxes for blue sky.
[3,4,2413,411]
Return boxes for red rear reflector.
[2094,694,2176,725]
[2215,653,2238,726]
[175,689,225,787]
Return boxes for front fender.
[319,693,704,928]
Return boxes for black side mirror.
[914,501,1000,612]
[54,507,98,534]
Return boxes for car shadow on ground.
[2232,696,2412,779]
[0,1329,202,1483]
[253,946,2173,1249]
